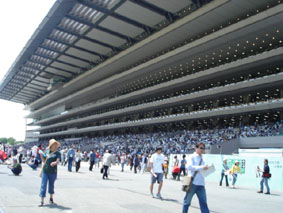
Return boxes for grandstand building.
[0,0,282,144]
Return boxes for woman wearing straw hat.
[39,139,61,206]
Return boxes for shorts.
[151,173,163,184]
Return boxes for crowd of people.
[0,121,282,174]
[0,120,277,211]
[6,121,281,159]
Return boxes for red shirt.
[172,165,180,173]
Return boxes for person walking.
[67,145,75,172]
[134,154,140,174]
[230,161,242,189]
[89,150,96,171]
[179,155,187,179]
[75,149,82,172]
[129,155,134,171]
[120,153,126,172]
[173,155,179,166]
[102,150,115,179]
[257,159,271,194]
[219,159,229,187]
[39,139,61,206]
[140,154,148,174]
[149,147,165,199]
[96,151,100,168]
[182,142,209,213]
[163,159,168,179]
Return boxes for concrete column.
[213,100,219,108]
[243,95,251,103]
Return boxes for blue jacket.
[134,157,140,166]
[90,152,96,162]
[67,149,75,159]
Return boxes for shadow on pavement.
[105,178,119,181]
[43,203,72,210]
[268,193,281,196]
[0,172,8,174]
[160,198,180,203]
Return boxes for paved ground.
[0,162,282,213]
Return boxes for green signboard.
[226,159,246,174]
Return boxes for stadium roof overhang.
[26,3,283,118]
[0,0,200,105]
[0,0,279,111]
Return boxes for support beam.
[55,26,121,52]
[65,14,136,43]
[78,0,154,34]
[46,37,107,60]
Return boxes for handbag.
[100,167,104,174]
[182,158,202,192]
[264,173,271,178]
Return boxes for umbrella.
[0,150,7,161]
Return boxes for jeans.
[232,174,237,185]
[260,177,270,193]
[29,164,38,170]
[89,161,95,171]
[75,160,81,172]
[121,163,125,172]
[220,173,229,186]
[11,168,21,175]
[36,154,42,164]
[180,167,186,176]
[182,184,209,213]
[103,165,109,179]
[68,157,73,171]
[172,172,179,180]
[141,163,146,173]
[134,165,139,173]
[39,172,57,197]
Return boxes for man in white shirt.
[102,150,115,179]
[182,142,209,213]
[150,147,165,199]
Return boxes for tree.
[0,137,18,145]
[7,137,16,145]
[0,138,8,144]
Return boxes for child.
[163,160,168,179]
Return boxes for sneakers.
[151,193,154,198]
[156,193,162,199]
[257,191,270,194]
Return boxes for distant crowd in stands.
[1,120,282,162]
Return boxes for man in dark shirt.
[89,150,96,171]
[257,159,270,194]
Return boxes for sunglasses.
[199,147,205,150]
